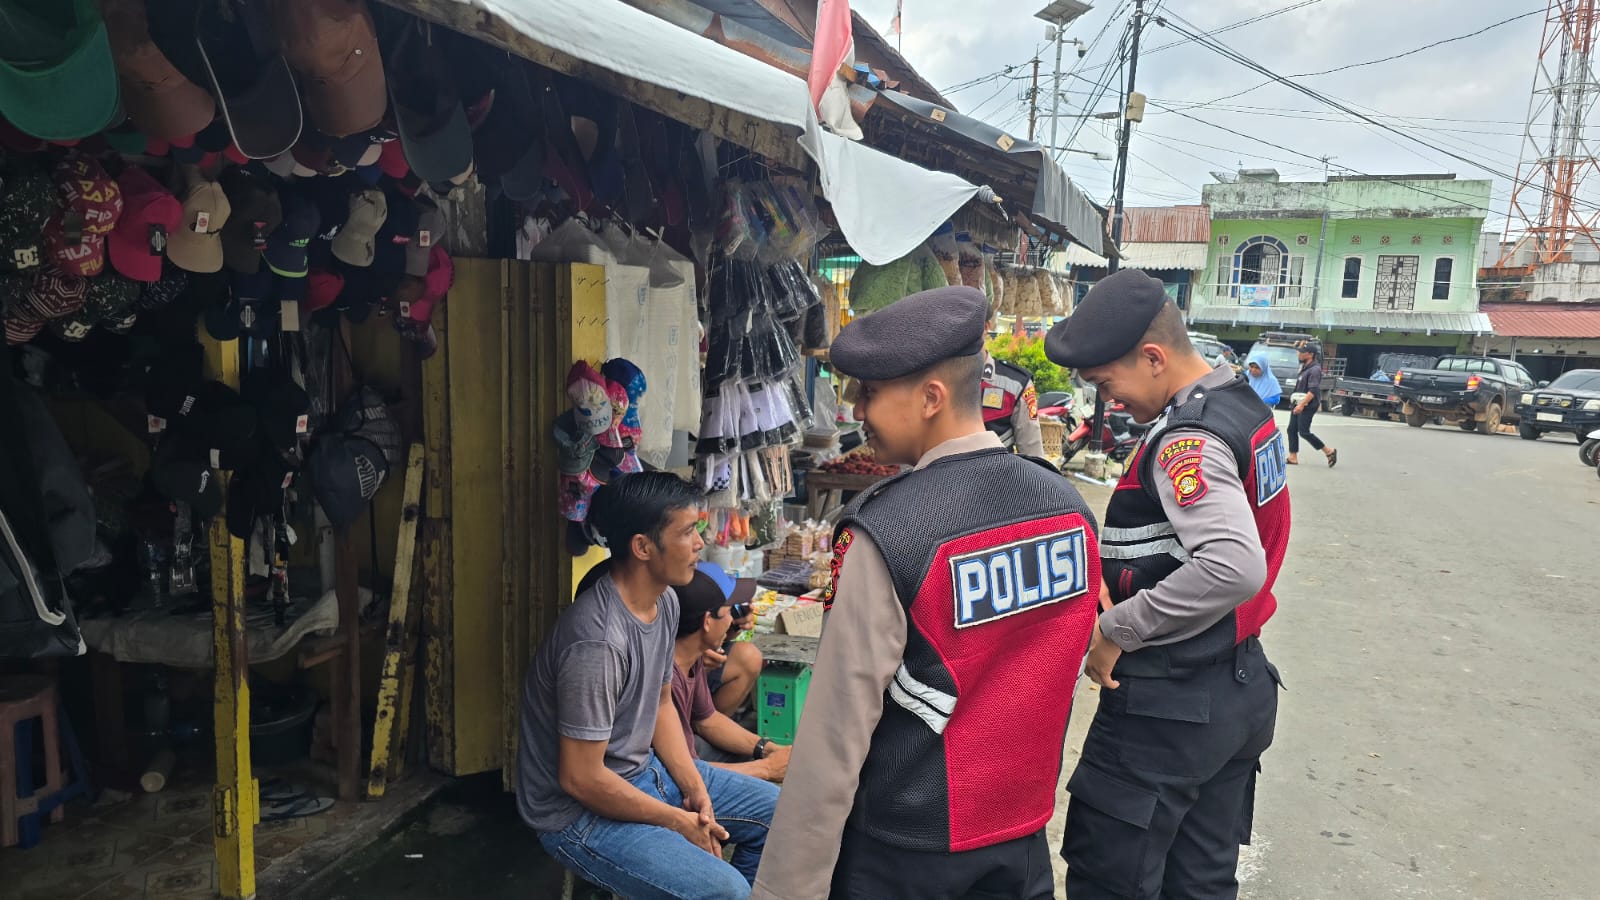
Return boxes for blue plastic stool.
[1,676,90,849]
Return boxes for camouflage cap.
[0,172,58,274]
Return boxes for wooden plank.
[421,303,455,773]
[500,260,531,791]
[366,444,427,798]
[447,258,508,775]
[331,320,363,803]
[375,0,806,171]
[200,333,256,899]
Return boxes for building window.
[1285,256,1306,299]
[1222,236,1306,305]
[1374,255,1421,311]
[1432,258,1454,300]
[1341,257,1362,298]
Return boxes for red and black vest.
[981,359,1030,448]
[1102,376,1291,665]
[834,445,1101,853]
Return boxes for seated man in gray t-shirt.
[517,472,779,900]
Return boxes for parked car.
[1393,355,1538,433]
[1332,352,1438,419]
[1514,368,1600,443]
[1189,332,1240,372]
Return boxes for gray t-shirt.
[515,573,679,832]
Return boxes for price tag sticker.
[281,472,295,490]
[295,414,309,435]
[418,229,432,248]
[147,415,166,434]
[209,448,221,468]
[281,299,301,332]
[194,211,211,234]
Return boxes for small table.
[804,471,890,520]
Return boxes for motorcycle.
[1583,428,1600,469]
[1048,398,1147,465]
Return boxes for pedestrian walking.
[1044,269,1290,900]
[1288,342,1337,467]
[751,286,1102,900]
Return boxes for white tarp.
[469,0,989,264]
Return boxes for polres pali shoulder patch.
[822,528,854,611]
[1157,437,1208,507]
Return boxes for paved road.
[1050,411,1600,899]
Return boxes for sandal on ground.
[1327,449,1338,468]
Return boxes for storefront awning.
[1483,304,1600,339]
[1188,305,1493,335]
[1055,241,1208,271]
[858,90,1106,256]
[384,0,1026,265]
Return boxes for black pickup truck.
[1332,353,1437,419]
[1393,355,1538,434]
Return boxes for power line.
[1165,7,1545,114]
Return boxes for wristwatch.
[751,737,771,761]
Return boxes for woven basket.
[1039,418,1066,461]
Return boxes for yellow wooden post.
[200,334,256,899]
[563,264,611,593]
[366,444,426,798]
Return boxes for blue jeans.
[538,754,779,900]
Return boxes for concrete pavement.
[1051,411,1600,899]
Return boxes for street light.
[1036,0,1093,154]
[1046,146,1113,161]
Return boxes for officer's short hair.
[930,354,983,414]
[1126,301,1194,361]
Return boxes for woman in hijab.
[1246,349,1281,407]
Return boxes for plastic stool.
[0,675,66,848]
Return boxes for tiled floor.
[1,773,343,900]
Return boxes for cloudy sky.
[849,0,1560,233]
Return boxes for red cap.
[107,167,183,282]
[377,139,409,179]
[223,144,250,166]
[304,267,345,313]
[45,156,124,278]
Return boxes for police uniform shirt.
[750,430,1001,900]
[1098,365,1272,652]
[983,354,1045,458]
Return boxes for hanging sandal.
[1327,449,1339,468]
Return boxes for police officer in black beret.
[753,286,1104,900]
[1046,269,1290,899]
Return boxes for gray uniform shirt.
[1098,366,1271,652]
[515,574,679,832]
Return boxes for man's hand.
[671,807,728,856]
[1085,622,1123,690]
[732,612,755,634]
[682,785,716,826]
[700,646,728,671]
[759,744,791,782]
[1099,581,1113,613]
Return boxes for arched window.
[1217,236,1305,306]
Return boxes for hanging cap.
[0,0,120,141]
[102,0,216,140]
[274,0,387,138]
[106,166,182,283]
[166,166,233,275]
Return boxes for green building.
[1191,170,1494,375]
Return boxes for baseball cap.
[16,266,88,322]
[386,29,474,189]
[196,0,302,160]
[372,188,420,275]
[303,267,344,314]
[101,0,216,140]
[166,166,232,274]
[406,200,442,277]
[0,170,56,275]
[330,188,386,267]
[403,244,451,323]
[43,155,122,278]
[263,192,321,278]
[151,446,224,519]
[81,269,140,323]
[693,560,757,608]
[218,169,281,273]
[137,263,187,312]
[107,166,182,282]
[242,366,310,451]
[273,0,387,139]
[0,0,120,141]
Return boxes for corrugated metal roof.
[1188,306,1492,334]
[1121,206,1211,243]
[1055,241,1208,271]
[1483,304,1600,339]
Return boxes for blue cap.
[696,561,756,607]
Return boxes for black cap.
[829,286,989,381]
[1045,269,1169,369]
[263,192,321,278]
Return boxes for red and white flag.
[887,1,903,38]
[809,0,853,107]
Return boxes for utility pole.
[1311,155,1331,310]
[1027,56,1042,141]
[1088,0,1146,468]
[1048,28,1066,152]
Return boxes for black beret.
[1045,268,1169,369]
[831,286,989,381]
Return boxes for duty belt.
[1112,635,1261,679]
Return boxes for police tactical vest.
[982,359,1029,447]
[835,446,1100,853]
[1102,376,1291,665]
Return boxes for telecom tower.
[1500,0,1600,268]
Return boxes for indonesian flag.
[809,0,863,139]
[887,1,903,38]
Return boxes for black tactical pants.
[830,826,1054,899]
[1062,637,1281,900]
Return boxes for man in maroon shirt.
[671,563,789,782]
